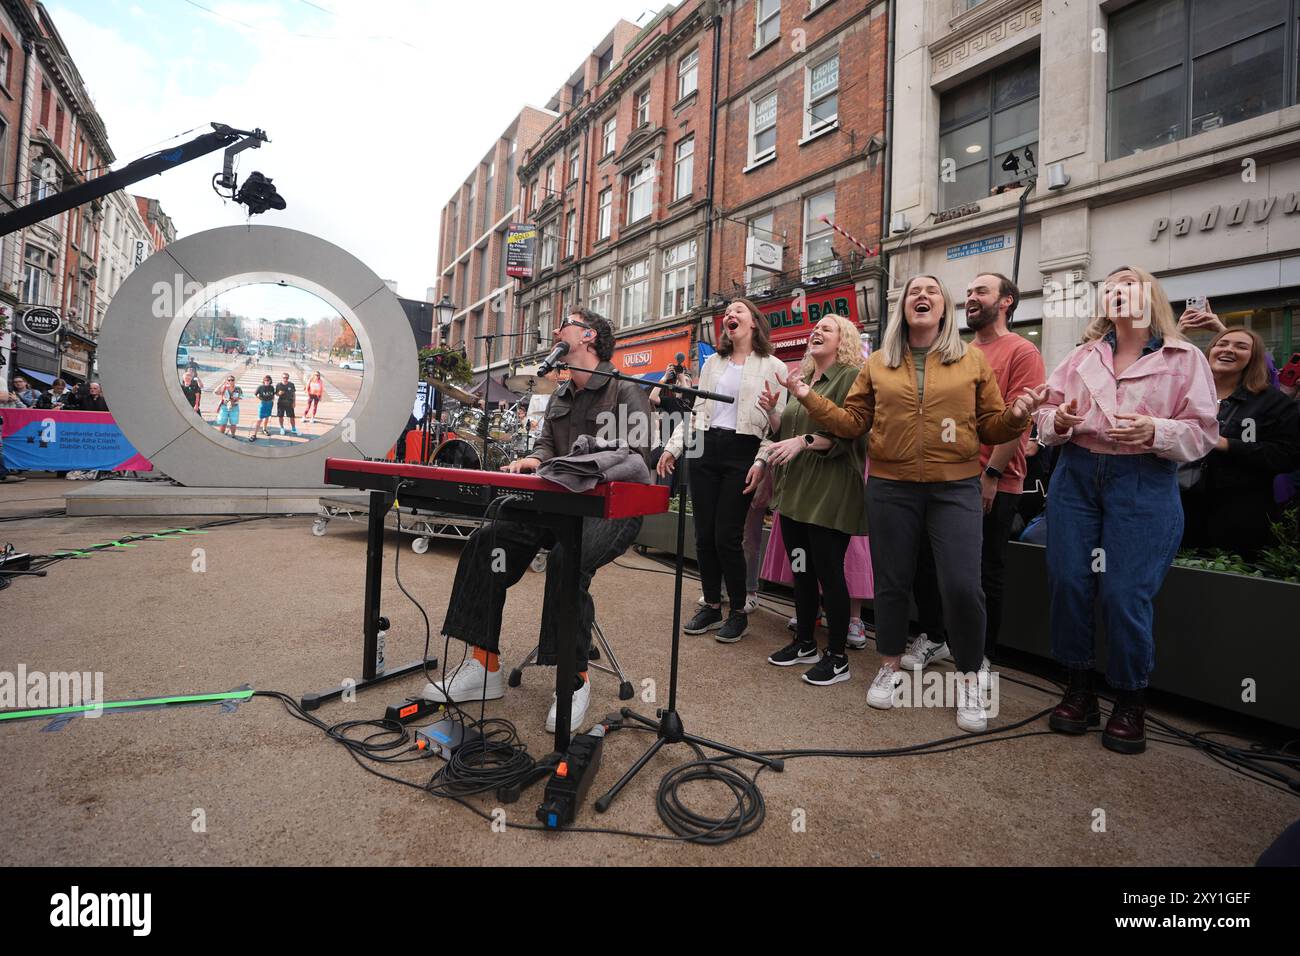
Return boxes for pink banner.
[1,408,153,471]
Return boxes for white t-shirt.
[709,361,744,430]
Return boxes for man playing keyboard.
[424,309,654,731]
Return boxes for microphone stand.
[551,361,784,814]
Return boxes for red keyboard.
[324,458,669,520]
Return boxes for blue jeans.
[1046,444,1183,690]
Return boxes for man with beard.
[904,272,1045,680]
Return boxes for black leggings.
[690,429,760,610]
[779,514,851,655]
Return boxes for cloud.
[49,0,652,299]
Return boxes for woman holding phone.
[788,275,1046,732]
[1035,266,1218,754]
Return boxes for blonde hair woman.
[751,316,867,683]
[1035,265,1218,754]
[786,275,1046,731]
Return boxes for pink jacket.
[1034,335,1218,463]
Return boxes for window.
[620,258,651,327]
[23,245,54,305]
[661,239,697,316]
[589,272,612,318]
[1107,0,1296,159]
[803,189,836,277]
[678,49,699,100]
[465,180,476,245]
[529,179,539,213]
[635,88,651,127]
[673,137,695,200]
[597,187,613,239]
[482,161,494,232]
[505,140,517,209]
[756,0,781,47]
[55,107,64,147]
[0,119,7,193]
[541,225,558,270]
[39,83,50,128]
[537,297,552,345]
[31,159,52,202]
[746,212,776,291]
[806,53,839,134]
[477,246,490,299]
[564,211,576,258]
[938,52,1039,209]
[602,117,617,156]
[545,163,556,196]
[597,47,614,80]
[0,39,11,90]
[568,148,580,183]
[571,75,585,104]
[750,91,778,161]
[626,163,653,224]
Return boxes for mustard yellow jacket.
[801,346,1028,483]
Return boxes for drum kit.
[419,374,552,471]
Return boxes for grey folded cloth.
[535,435,651,492]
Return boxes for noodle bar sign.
[714,283,859,354]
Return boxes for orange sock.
[580,671,589,683]
[473,647,500,672]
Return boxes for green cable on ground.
[0,688,255,722]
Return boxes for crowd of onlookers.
[1,374,112,482]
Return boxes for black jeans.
[690,428,760,610]
[914,490,1019,661]
[441,514,642,670]
[867,476,986,673]
[779,514,851,655]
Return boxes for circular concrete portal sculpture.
[98,226,416,488]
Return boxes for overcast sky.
[49,0,656,300]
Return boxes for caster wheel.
[530,553,547,573]
[618,681,634,701]
[411,537,429,554]
[507,668,523,688]
[311,520,327,537]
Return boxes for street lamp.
[434,294,457,348]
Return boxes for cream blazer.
[663,351,788,460]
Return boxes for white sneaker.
[742,592,759,614]
[956,676,987,733]
[867,665,904,710]
[698,594,708,607]
[900,633,952,671]
[846,618,868,650]
[546,678,590,733]
[421,657,505,703]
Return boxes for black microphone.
[537,341,570,376]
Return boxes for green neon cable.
[0,689,255,722]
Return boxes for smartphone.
[1186,295,1207,313]
[1279,353,1300,389]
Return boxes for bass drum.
[431,437,510,472]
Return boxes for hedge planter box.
[1000,542,1300,730]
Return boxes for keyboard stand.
[301,490,438,711]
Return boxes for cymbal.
[428,377,479,404]
[503,372,557,395]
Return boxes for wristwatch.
[984,465,1003,480]
[803,434,816,447]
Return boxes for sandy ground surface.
[1,478,1295,866]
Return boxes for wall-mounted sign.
[505,223,537,280]
[946,233,1015,260]
[134,239,149,267]
[622,349,653,368]
[1150,193,1300,241]
[714,283,860,355]
[22,308,61,336]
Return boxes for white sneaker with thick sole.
[421,657,505,703]
[956,677,987,733]
[742,592,759,614]
[546,679,591,733]
[867,665,904,710]
[846,618,869,649]
[900,633,952,670]
[978,657,993,711]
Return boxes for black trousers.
[914,489,1019,661]
[441,514,642,670]
[780,514,851,655]
[690,429,760,610]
